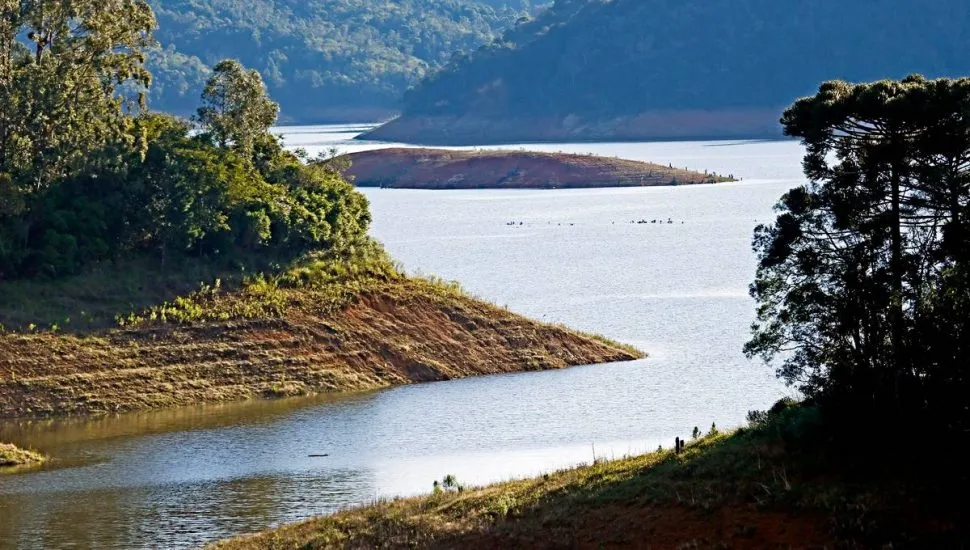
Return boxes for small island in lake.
[344,148,733,190]
[0,443,46,467]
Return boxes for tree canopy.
[0,0,372,281]
[143,0,534,121]
[197,60,281,157]
[1,0,156,192]
[747,76,970,432]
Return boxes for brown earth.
[344,148,732,190]
[0,279,640,419]
[357,108,785,146]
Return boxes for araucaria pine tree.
[746,76,970,432]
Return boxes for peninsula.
[0,266,639,419]
[0,25,640,421]
[344,148,731,190]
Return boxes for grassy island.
[345,148,733,190]
[0,442,45,468]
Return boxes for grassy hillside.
[364,0,970,143]
[0,249,641,419]
[213,404,969,548]
[145,0,530,121]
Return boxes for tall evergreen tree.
[747,76,970,429]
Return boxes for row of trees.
[0,0,370,280]
[747,76,970,432]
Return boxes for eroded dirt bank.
[0,280,640,419]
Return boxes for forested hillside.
[364,0,970,143]
[145,0,533,122]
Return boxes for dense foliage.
[401,0,970,120]
[746,76,970,433]
[144,0,534,120]
[0,0,155,191]
[0,0,370,280]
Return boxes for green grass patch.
[569,329,644,358]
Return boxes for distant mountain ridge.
[145,0,534,122]
[362,0,970,144]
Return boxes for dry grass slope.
[0,273,641,419]
[212,408,969,549]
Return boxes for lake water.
[0,126,805,549]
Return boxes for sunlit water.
[0,125,805,549]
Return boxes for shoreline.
[211,407,969,549]
[357,109,786,147]
[0,277,642,420]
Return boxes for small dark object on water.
[308,454,330,458]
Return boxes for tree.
[1,0,155,277]
[196,59,279,159]
[0,0,156,191]
[746,76,970,429]
[1,2,373,281]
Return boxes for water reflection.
[2,470,373,549]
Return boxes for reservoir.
[0,128,802,549]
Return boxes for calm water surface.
[0,126,804,549]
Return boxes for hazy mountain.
[145,0,529,122]
[363,0,970,143]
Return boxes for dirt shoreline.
[0,279,641,420]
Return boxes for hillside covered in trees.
[0,0,635,421]
[363,0,970,144]
[145,0,540,122]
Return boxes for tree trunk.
[889,144,906,412]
